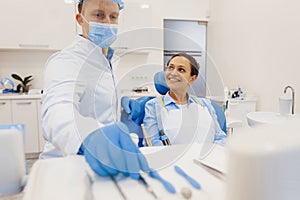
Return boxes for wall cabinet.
[111,2,154,53]
[0,98,43,153]
[0,0,76,50]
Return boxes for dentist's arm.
[82,122,150,179]
[121,96,155,125]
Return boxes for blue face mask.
[87,22,118,48]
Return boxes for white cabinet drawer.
[11,100,39,153]
[0,100,12,124]
[227,99,257,126]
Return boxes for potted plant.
[11,74,33,93]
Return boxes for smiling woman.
[143,52,226,147]
[165,53,199,105]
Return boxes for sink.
[247,111,284,127]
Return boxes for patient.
[143,53,226,146]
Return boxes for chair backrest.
[153,71,227,133]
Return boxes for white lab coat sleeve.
[42,55,102,156]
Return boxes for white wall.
[208,0,300,113]
[1,0,209,93]
[0,50,55,89]
[116,0,210,95]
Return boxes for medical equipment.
[174,165,201,190]
[81,15,118,48]
[141,124,152,146]
[159,130,171,145]
[149,171,176,194]
[181,187,192,199]
[0,125,26,196]
[139,175,158,199]
[193,159,226,181]
[226,117,300,200]
[193,144,227,181]
[110,175,127,200]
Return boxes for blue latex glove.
[83,122,150,179]
[121,96,154,125]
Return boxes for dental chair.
[121,71,227,147]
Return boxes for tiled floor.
[0,153,39,200]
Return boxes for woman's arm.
[143,98,163,146]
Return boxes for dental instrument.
[149,171,176,194]
[159,130,171,145]
[174,165,201,190]
[193,159,226,181]
[141,124,152,146]
[110,175,127,200]
[181,187,192,199]
[139,175,158,199]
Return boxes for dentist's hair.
[166,52,200,77]
[78,0,88,14]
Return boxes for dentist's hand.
[83,122,150,179]
[121,96,154,125]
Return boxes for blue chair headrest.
[154,71,169,95]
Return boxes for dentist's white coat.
[40,36,120,158]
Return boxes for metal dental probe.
[110,175,128,200]
[139,175,158,199]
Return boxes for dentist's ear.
[76,14,84,26]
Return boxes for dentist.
[41,0,149,179]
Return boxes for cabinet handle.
[0,102,6,105]
[19,44,49,49]
[114,47,128,50]
[16,102,32,105]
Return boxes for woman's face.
[165,56,197,92]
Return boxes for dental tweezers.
[110,175,128,200]
[139,175,158,199]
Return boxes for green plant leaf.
[24,76,33,83]
[11,74,23,82]
[24,77,33,85]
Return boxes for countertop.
[0,93,42,100]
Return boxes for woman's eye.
[167,66,174,70]
[178,68,185,72]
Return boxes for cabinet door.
[227,100,257,126]
[0,100,12,124]
[11,100,39,153]
[112,2,154,53]
[36,100,45,152]
[0,0,76,50]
